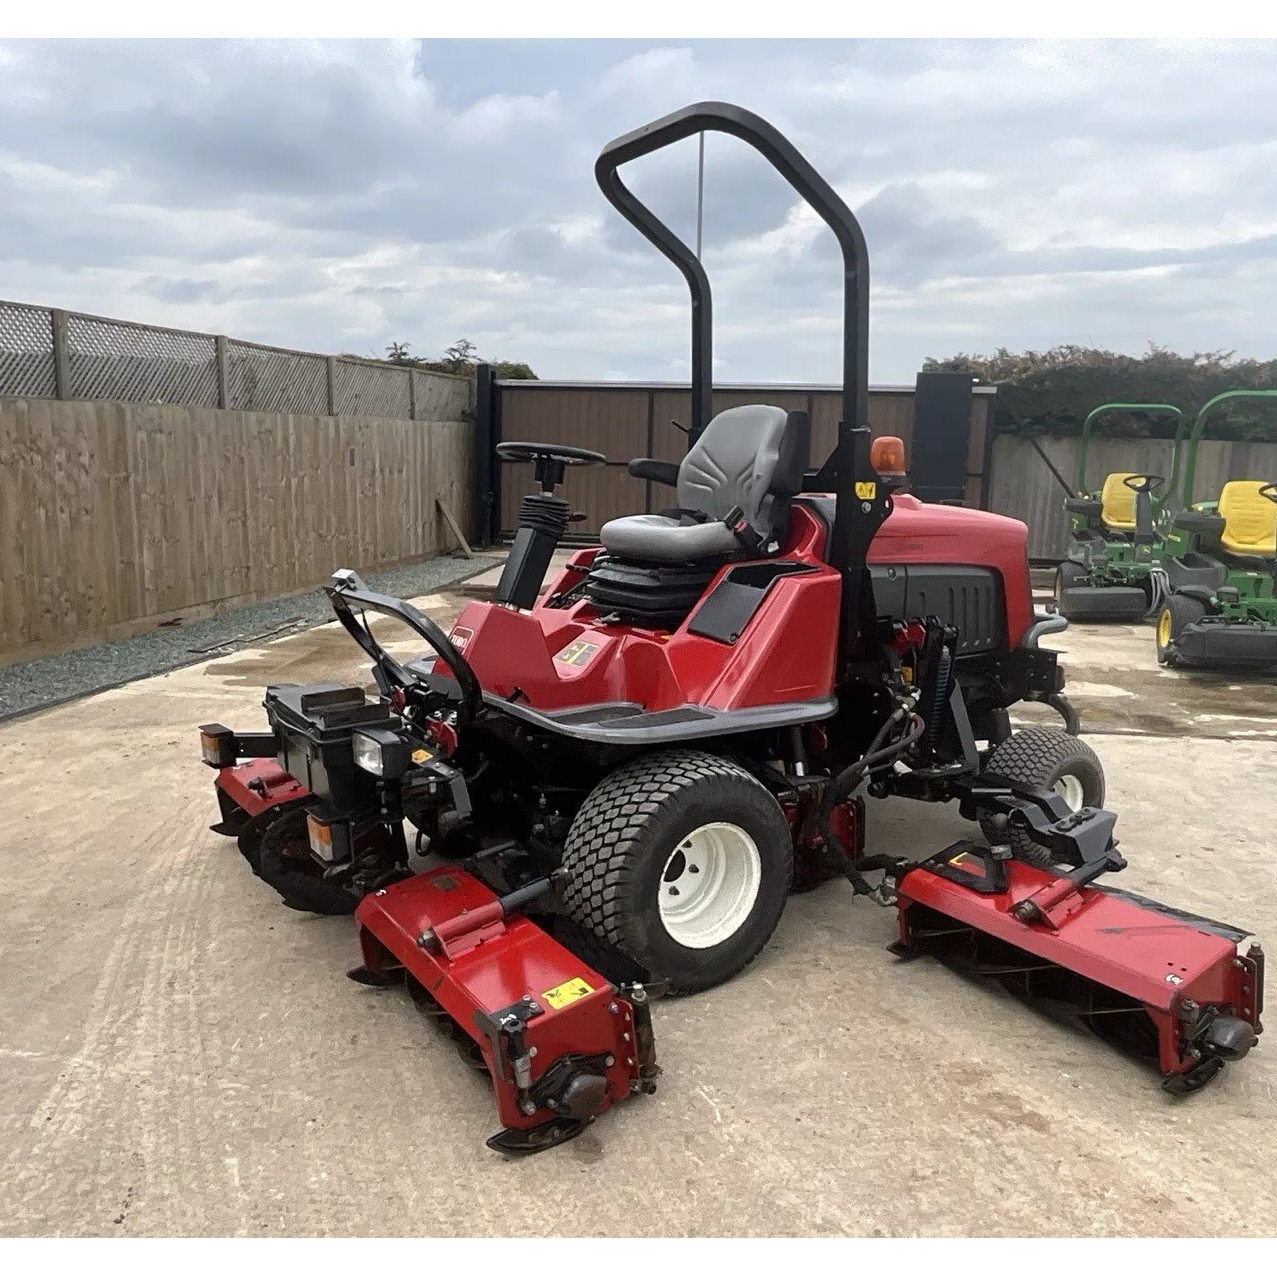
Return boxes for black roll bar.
[594,101,884,672]
[595,101,869,445]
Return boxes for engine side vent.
[870,565,1003,654]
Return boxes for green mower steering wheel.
[1260,483,1277,505]
[1122,473,1165,495]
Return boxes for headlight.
[351,727,409,779]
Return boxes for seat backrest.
[1099,472,1139,530]
[677,405,807,540]
[1218,481,1277,556]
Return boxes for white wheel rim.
[1053,773,1086,811]
[657,822,762,950]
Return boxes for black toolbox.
[264,683,398,811]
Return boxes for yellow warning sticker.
[554,639,601,669]
[542,977,594,1010]
[411,747,434,765]
[855,481,877,500]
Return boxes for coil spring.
[925,646,953,750]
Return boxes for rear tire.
[978,727,1105,868]
[560,750,793,995]
[1157,593,1206,667]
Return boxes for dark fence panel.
[489,379,994,538]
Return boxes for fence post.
[50,309,71,400]
[978,389,998,510]
[473,363,497,547]
[326,356,338,416]
[407,366,417,421]
[215,335,230,409]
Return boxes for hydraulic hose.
[816,700,925,893]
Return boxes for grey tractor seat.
[600,513,740,563]
[598,404,807,566]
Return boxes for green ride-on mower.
[1156,389,1277,670]
[196,103,1265,1154]
[1055,402,1187,623]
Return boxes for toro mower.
[198,103,1264,1154]
[1155,389,1277,670]
[1055,402,1187,622]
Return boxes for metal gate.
[473,370,995,545]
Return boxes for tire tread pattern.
[560,749,791,994]
[979,727,1105,868]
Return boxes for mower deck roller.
[352,866,658,1153]
[896,847,1262,1092]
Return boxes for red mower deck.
[352,867,657,1152]
[897,847,1262,1091]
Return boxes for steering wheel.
[1260,483,1277,505]
[1122,474,1165,495]
[495,442,607,466]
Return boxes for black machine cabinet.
[910,371,976,505]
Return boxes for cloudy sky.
[2,38,1276,383]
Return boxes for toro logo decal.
[449,626,474,652]
[554,639,601,669]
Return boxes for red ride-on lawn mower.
[199,103,1263,1153]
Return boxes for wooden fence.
[0,397,475,663]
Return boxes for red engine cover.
[867,494,1035,648]
[442,494,1034,715]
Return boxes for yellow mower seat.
[1217,481,1277,558]
[1099,472,1140,532]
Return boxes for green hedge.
[924,345,1277,441]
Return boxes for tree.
[442,339,479,373]
[924,344,1277,441]
[377,338,537,381]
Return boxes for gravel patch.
[0,555,500,723]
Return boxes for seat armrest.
[1173,509,1225,544]
[1065,496,1103,519]
[628,457,680,487]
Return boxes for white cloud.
[3,38,1277,384]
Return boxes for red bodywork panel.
[441,495,1033,715]
[216,758,309,818]
[355,868,639,1132]
[898,857,1262,1077]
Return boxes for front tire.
[560,750,793,995]
[256,806,358,916]
[978,727,1105,868]
[1157,593,1206,667]
[1054,559,1085,607]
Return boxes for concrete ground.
[2,571,1276,1237]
